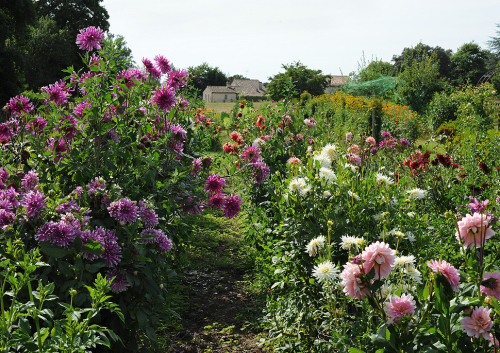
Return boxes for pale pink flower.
[347,153,361,165]
[361,241,395,279]
[346,132,353,142]
[461,306,493,340]
[366,136,376,146]
[456,212,495,249]
[480,271,500,301]
[341,262,370,300]
[347,145,360,154]
[384,294,415,325]
[427,259,460,291]
[490,333,499,352]
[287,157,302,165]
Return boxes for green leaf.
[349,348,366,353]
[40,242,71,258]
[85,260,108,273]
[82,238,104,255]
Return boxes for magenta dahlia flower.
[0,187,19,208]
[361,241,395,279]
[74,100,90,118]
[251,160,270,184]
[154,55,171,74]
[456,212,495,249]
[46,138,69,163]
[151,85,176,111]
[35,221,76,248]
[22,190,47,219]
[108,197,138,224]
[78,230,104,261]
[141,228,172,253]
[0,122,15,142]
[21,171,39,191]
[192,158,202,177]
[341,262,370,300]
[205,174,226,195]
[384,294,415,325]
[240,145,261,163]
[138,202,159,228]
[222,194,242,219]
[7,95,33,116]
[95,227,122,267]
[427,259,460,291]
[208,193,226,210]
[43,83,70,106]
[0,209,15,227]
[461,306,493,340]
[76,26,104,51]
[167,68,188,89]
[106,268,130,293]
[25,116,48,135]
[480,271,500,301]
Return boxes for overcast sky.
[101,0,500,82]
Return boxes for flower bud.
[484,296,491,304]
[159,283,164,289]
[70,289,77,295]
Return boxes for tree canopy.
[392,43,453,79]
[450,42,489,85]
[267,61,330,100]
[187,63,228,97]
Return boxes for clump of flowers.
[384,294,415,325]
[108,198,139,224]
[480,271,500,300]
[341,262,370,300]
[460,306,493,340]
[427,259,460,291]
[361,241,395,279]
[456,212,495,249]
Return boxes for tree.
[487,23,500,54]
[0,0,37,105]
[450,42,489,85]
[106,33,135,70]
[35,0,110,73]
[395,50,445,113]
[486,23,500,92]
[267,61,330,100]
[23,16,73,92]
[232,74,249,80]
[187,63,228,97]
[392,43,453,79]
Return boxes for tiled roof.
[229,79,267,96]
[204,86,237,93]
[328,76,349,87]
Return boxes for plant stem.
[27,280,43,352]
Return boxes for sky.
[101,0,500,83]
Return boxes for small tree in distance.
[267,61,331,100]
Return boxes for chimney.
[226,76,234,87]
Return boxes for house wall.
[211,93,236,103]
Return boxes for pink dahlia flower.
[480,271,500,301]
[455,212,495,249]
[346,132,353,142]
[205,174,226,195]
[7,95,33,116]
[347,145,360,154]
[366,136,376,146]
[361,241,395,279]
[427,259,460,291]
[76,26,104,51]
[461,306,493,340]
[347,153,361,165]
[154,55,171,74]
[384,294,415,325]
[240,145,261,163]
[287,157,302,165]
[151,85,176,111]
[341,262,370,300]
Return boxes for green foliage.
[23,16,74,92]
[105,33,135,70]
[392,43,453,79]
[450,42,489,86]
[395,49,445,113]
[267,61,330,100]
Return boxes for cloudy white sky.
[101,0,500,82]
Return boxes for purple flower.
[192,158,202,177]
[0,122,15,142]
[56,200,80,214]
[142,57,154,69]
[151,85,176,111]
[57,115,80,140]
[25,116,48,135]
[78,230,104,260]
[95,227,122,267]
[106,268,130,293]
[0,199,12,211]
[141,228,172,253]
[138,202,159,228]
[104,129,119,143]
[74,187,84,200]
[296,134,303,141]
[74,100,90,118]
[399,138,409,147]
[60,213,83,230]
[21,170,38,191]
[223,194,242,219]
[381,131,392,139]
[76,26,104,51]
[0,209,15,227]
[0,187,19,208]
[108,198,138,224]
[22,190,47,219]
[168,123,187,140]
[46,138,69,163]
[169,141,184,159]
[167,69,188,90]
[43,83,70,106]
[251,160,270,184]
[36,221,76,247]
[468,197,489,214]
[240,145,261,163]
[7,95,33,116]
[202,156,213,169]
[205,174,226,195]
[0,168,10,183]
[208,193,225,210]
[154,55,171,74]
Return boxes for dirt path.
[156,214,268,353]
